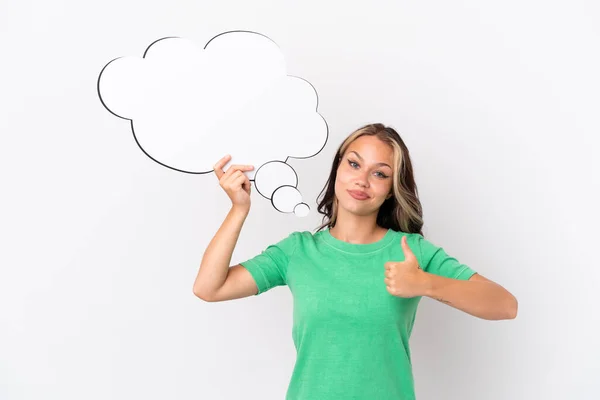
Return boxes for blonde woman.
[193,123,518,400]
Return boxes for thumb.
[401,235,416,262]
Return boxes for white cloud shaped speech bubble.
[97,30,328,216]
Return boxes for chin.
[339,197,378,216]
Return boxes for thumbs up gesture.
[384,236,429,298]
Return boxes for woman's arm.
[193,155,256,301]
[424,273,518,320]
[192,206,252,300]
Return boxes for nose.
[355,170,369,188]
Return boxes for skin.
[328,135,518,320]
[198,142,518,319]
[328,135,394,244]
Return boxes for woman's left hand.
[384,236,430,298]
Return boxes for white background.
[1,0,598,399]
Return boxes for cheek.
[335,166,351,184]
[373,181,393,198]
[333,176,344,196]
[334,173,350,200]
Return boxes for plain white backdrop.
[1,0,598,399]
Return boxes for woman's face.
[334,135,394,217]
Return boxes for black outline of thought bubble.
[97,30,329,214]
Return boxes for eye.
[348,159,389,179]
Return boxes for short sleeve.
[239,232,298,295]
[416,235,477,280]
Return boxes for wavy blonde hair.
[315,123,425,236]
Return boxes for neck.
[328,208,386,244]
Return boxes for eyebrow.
[348,151,392,169]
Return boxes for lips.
[347,190,369,200]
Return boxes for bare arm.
[192,154,258,302]
[424,272,518,320]
[192,206,258,301]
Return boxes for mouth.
[347,190,370,200]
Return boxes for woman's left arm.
[423,272,518,321]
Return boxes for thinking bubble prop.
[97,30,328,216]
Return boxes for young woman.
[193,123,518,400]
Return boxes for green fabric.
[240,228,476,400]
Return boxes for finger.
[223,170,244,186]
[242,176,252,193]
[400,236,416,261]
[221,166,243,182]
[224,164,254,174]
[222,164,254,181]
[213,154,231,179]
[231,172,247,188]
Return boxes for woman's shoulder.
[288,230,321,241]
[286,229,422,245]
[283,230,326,248]
[289,229,419,238]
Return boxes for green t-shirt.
[240,228,476,400]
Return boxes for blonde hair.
[315,123,425,236]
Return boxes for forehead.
[346,135,393,161]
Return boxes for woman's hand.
[384,236,430,298]
[213,154,254,211]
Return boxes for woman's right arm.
[192,206,258,301]
[192,155,258,302]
